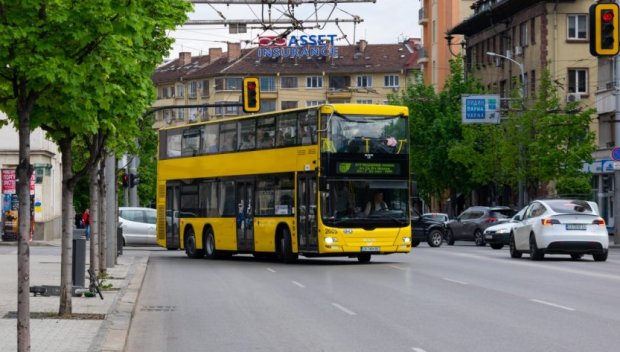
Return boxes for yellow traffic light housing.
[590,3,620,56]
[242,77,260,113]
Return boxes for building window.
[281,101,298,110]
[384,75,400,87]
[306,100,326,106]
[176,83,184,97]
[356,99,373,104]
[261,100,276,112]
[530,70,536,97]
[357,75,372,87]
[568,68,588,94]
[177,108,185,121]
[214,101,239,117]
[201,80,209,97]
[215,77,243,91]
[329,75,350,90]
[523,73,528,98]
[530,18,536,44]
[281,76,298,89]
[306,76,323,88]
[189,81,197,98]
[519,22,528,47]
[260,76,277,92]
[567,14,587,40]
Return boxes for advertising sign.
[257,33,339,59]
[1,169,35,241]
[461,95,501,124]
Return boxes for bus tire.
[357,253,371,263]
[185,227,204,259]
[278,227,298,263]
[204,228,218,259]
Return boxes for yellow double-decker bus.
[156,104,411,263]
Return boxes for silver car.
[119,207,157,246]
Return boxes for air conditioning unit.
[495,57,502,67]
[566,93,581,103]
[514,46,523,56]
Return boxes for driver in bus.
[364,191,388,216]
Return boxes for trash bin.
[72,228,86,288]
[117,226,123,256]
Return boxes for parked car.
[484,207,528,249]
[446,206,515,246]
[510,199,608,261]
[412,209,446,247]
[422,212,449,225]
[119,207,157,246]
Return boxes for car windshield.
[490,209,515,219]
[546,200,596,215]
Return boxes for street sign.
[461,95,501,124]
[612,146,620,161]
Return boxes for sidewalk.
[0,239,147,352]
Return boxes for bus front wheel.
[357,253,371,263]
[278,228,298,263]
[185,228,204,259]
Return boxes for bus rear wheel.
[357,253,371,263]
[278,228,298,263]
[204,229,218,259]
[185,228,204,259]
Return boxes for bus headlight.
[402,237,411,243]
[324,237,338,245]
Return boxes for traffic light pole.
[614,37,620,244]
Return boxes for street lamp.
[486,51,526,208]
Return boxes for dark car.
[411,209,446,247]
[446,206,515,246]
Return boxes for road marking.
[389,265,407,271]
[530,299,575,311]
[332,303,357,316]
[292,281,305,288]
[412,348,428,352]
[266,268,276,273]
[443,278,468,285]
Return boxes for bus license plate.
[566,224,586,230]
[361,246,379,252]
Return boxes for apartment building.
[150,39,421,129]
[418,0,474,90]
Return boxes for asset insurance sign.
[461,95,500,124]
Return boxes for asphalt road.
[125,243,620,352]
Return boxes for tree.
[0,1,190,348]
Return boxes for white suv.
[119,207,157,246]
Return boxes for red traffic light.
[247,82,256,90]
[603,10,614,23]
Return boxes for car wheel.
[509,233,522,258]
[529,233,544,261]
[427,229,443,247]
[185,227,204,259]
[474,230,485,246]
[357,253,372,263]
[570,254,583,260]
[593,249,608,262]
[277,227,298,263]
[490,243,504,250]
[204,229,218,259]
[412,240,421,247]
[446,229,455,245]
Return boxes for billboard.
[461,95,501,124]
[1,169,35,241]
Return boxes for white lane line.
[443,278,468,285]
[530,299,575,311]
[389,265,406,271]
[266,268,276,273]
[292,281,305,288]
[412,348,427,352]
[332,302,357,316]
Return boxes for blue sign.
[612,147,620,161]
[461,95,500,124]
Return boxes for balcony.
[419,7,428,25]
[417,47,429,65]
[326,88,352,100]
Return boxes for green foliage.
[136,114,157,206]
[555,175,593,198]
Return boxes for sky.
[167,0,421,60]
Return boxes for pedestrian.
[82,208,91,240]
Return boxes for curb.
[99,256,149,352]
[0,240,59,247]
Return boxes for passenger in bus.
[239,134,255,150]
[275,131,285,146]
[364,191,388,216]
[259,132,273,148]
[334,183,355,217]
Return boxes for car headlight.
[496,228,510,234]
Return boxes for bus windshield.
[323,113,408,154]
[320,179,409,227]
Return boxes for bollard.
[72,228,86,288]
[117,226,123,256]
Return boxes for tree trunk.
[89,163,99,275]
[99,160,107,271]
[59,138,75,316]
[17,107,32,352]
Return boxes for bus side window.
[257,116,275,149]
[219,122,237,152]
[202,124,219,154]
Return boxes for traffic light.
[590,3,620,56]
[129,173,139,188]
[122,174,129,188]
[242,77,260,113]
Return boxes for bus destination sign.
[336,162,401,175]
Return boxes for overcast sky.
[167,0,421,59]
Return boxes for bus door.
[236,180,254,252]
[165,183,181,249]
[297,173,318,252]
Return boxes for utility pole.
[129,154,139,207]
